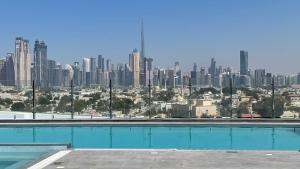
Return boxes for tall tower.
[140,19,146,86]
[82,57,91,86]
[144,58,153,86]
[90,57,96,85]
[140,19,145,69]
[130,49,140,88]
[34,40,48,89]
[240,50,248,75]
[14,37,31,90]
[4,53,15,86]
[98,55,105,72]
[240,50,250,87]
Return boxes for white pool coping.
[27,150,71,169]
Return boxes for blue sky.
[0,0,300,74]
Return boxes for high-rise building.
[254,69,265,87]
[297,73,300,85]
[265,73,273,86]
[83,58,90,86]
[116,64,124,87]
[208,58,216,86]
[130,49,140,88]
[47,60,56,87]
[90,57,96,85]
[144,58,153,86]
[199,67,206,86]
[240,50,248,76]
[124,64,132,87]
[63,64,74,87]
[0,58,6,84]
[14,37,31,90]
[275,75,286,87]
[4,53,15,86]
[240,50,249,87]
[53,63,63,86]
[72,62,81,86]
[174,62,181,86]
[193,62,198,72]
[33,40,48,89]
[98,55,105,72]
[106,59,112,72]
[190,70,197,86]
[140,20,146,86]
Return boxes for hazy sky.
[0,0,300,74]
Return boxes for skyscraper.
[240,50,250,87]
[63,64,74,87]
[47,60,56,87]
[240,50,248,76]
[208,58,216,86]
[106,59,112,72]
[14,37,31,90]
[208,58,216,77]
[144,57,153,86]
[140,20,146,86]
[4,53,15,86]
[130,49,140,88]
[90,57,96,85]
[124,64,132,87]
[174,62,181,86]
[83,57,91,86]
[0,58,6,84]
[53,63,62,86]
[34,40,48,89]
[72,62,81,86]
[98,55,105,72]
[254,69,265,87]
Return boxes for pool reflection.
[0,126,300,150]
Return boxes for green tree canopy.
[253,96,285,118]
[236,102,250,117]
[157,88,175,102]
[112,97,134,114]
[11,102,26,111]
[74,100,87,113]
[38,96,51,105]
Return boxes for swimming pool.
[0,145,67,169]
[0,124,300,150]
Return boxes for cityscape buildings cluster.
[0,24,300,91]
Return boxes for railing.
[0,77,285,120]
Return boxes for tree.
[236,102,250,117]
[55,95,71,113]
[11,102,26,111]
[253,96,285,118]
[74,100,87,113]
[157,88,175,102]
[96,100,109,112]
[38,96,51,105]
[219,98,232,117]
[222,87,237,96]
[36,105,52,113]
[240,88,260,100]
[0,98,13,107]
[112,97,134,114]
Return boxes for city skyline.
[1,0,300,74]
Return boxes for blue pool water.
[0,145,67,169]
[0,125,300,150]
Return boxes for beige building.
[130,49,140,88]
[14,37,31,90]
[192,95,218,117]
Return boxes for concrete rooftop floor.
[34,149,300,169]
